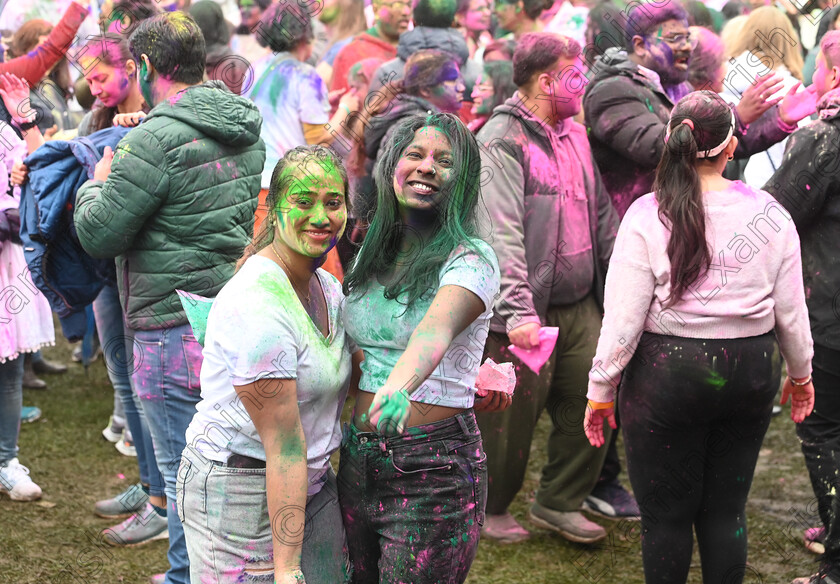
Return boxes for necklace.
[270,241,312,305]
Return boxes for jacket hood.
[146,81,262,146]
[590,48,639,84]
[396,27,469,65]
[817,86,840,120]
[487,94,556,141]
[365,94,437,158]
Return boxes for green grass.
[0,334,822,583]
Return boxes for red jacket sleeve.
[0,2,89,87]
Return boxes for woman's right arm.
[234,378,308,583]
[0,2,90,87]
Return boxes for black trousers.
[796,344,840,569]
[620,332,780,584]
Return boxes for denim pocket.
[389,444,453,475]
[181,334,203,391]
[448,439,487,527]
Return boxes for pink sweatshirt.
[587,181,813,403]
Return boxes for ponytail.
[654,118,710,306]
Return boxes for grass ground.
[0,333,823,583]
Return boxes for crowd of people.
[0,0,837,583]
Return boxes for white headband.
[664,108,736,159]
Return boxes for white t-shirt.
[344,239,500,409]
[184,256,352,495]
[247,53,331,189]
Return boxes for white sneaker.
[115,428,136,457]
[0,458,43,501]
[102,415,126,443]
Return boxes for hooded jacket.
[585,48,796,219]
[764,87,840,350]
[476,95,619,334]
[75,81,266,331]
[20,126,129,341]
[367,26,481,98]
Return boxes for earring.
[727,154,734,160]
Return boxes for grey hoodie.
[477,95,619,333]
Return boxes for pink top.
[587,181,813,403]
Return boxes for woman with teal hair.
[339,112,506,583]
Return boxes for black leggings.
[619,332,781,584]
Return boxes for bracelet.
[790,375,812,386]
[339,103,352,116]
[11,117,37,132]
[587,399,614,410]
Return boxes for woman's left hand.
[473,390,512,413]
[365,385,411,436]
[780,376,815,423]
[584,400,616,448]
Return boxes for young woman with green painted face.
[339,112,505,584]
[179,146,357,584]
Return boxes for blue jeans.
[177,452,350,584]
[128,322,203,584]
[0,356,24,464]
[337,410,487,584]
[94,284,164,498]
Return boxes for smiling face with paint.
[392,126,454,215]
[273,160,348,260]
[635,18,692,87]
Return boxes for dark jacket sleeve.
[592,157,618,275]
[763,121,838,230]
[586,77,666,169]
[733,105,795,159]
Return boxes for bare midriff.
[352,390,467,433]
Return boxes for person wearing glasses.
[583,1,807,220]
[455,0,494,61]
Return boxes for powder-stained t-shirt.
[184,256,352,496]
[247,53,331,189]
[344,239,500,409]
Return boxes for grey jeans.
[177,450,350,583]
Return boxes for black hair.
[624,1,689,50]
[414,0,458,28]
[129,12,206,84]
[252,1,314,52]
[513,32,580,87]
[654,90,734,305]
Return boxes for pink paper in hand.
[475,358,516,397]
[508,327,559,375]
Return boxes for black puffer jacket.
[585,49,795,219]
[764,87,840,350]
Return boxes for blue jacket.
[20,126,130,341]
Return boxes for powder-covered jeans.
[94,284,164,498]
[177,451,350,584]
[129,323,203,584]
[0,356,24,464]
[337,410,487,584]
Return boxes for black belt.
[224,453,266,469]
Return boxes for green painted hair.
[343,112,486,309]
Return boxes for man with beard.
[583,2,695,219]
[583,1,806,219]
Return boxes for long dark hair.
[654,90,734,305]
[343,113,486,309]
[236,146,350,271]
